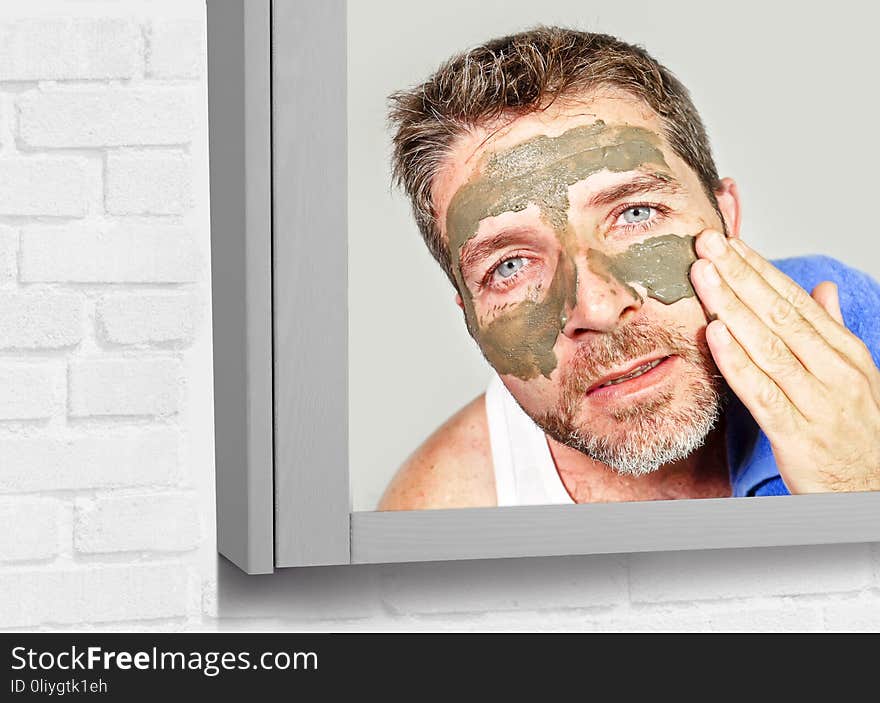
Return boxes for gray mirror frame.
[208,0,880,575]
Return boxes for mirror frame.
[208,0,880,574]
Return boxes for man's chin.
[535,379,725,477]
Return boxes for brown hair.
[388,26,721,286]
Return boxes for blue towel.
[727,255,880,496]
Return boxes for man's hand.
[689,229,880,493]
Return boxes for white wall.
[0,0,214,630]
[1,0,878,633]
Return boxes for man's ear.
[715,177,742,238]
[454,292,464,310]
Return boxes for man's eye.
[619,205,655,224]
[493,256,527,280]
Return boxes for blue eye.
[494,256,527,280]
[621,206,654,224]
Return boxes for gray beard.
[530,321,726,477]
[538,374,725,477]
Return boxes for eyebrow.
[587,172,684,208]
[458,227,536,273]
[456,172,685,273]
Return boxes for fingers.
[705,320,801,438]
[690,231,835,397]
[811,281,844,325]
[808,279,879,396]
[691,256,821,414]
[720,237,874,373]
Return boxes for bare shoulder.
[377,393,496,511]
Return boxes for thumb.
[811,281,844,325]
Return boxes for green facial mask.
[446,121,697,381]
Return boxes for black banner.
[0,632,786,698]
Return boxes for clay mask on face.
[591,234,698,305]
[446,120,694,381]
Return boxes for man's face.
[432,90,733,475]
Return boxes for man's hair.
[388,26,721,286]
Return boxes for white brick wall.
[0,498,61,563]
[20,223,198,283]
[68,357,181,417]
[1,1,878,633]
[0,226,17,284]
[0,1,208,631]
[0,564,189,628]
[0,431,179,493]
[0,292,84,349]
[0,18,139,81]
[97,292,197,345]
[628,544,874,604]
[18,88,196,147]
[0,361,65,420]
[147,19,203,79]
[0,157,89,216]
[75,492,200,554]
[381,556,629,614]
[105,151,193,215]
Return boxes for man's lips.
[585,354,672,394]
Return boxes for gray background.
[349,0,880,511]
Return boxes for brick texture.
[0,430,179,493]
[629,544,874,604]
[0,4,206,631]
[105,151,192,215]
[0,226,17,284]
[0,564,189,628]
[75,492,200,554]
[18,88,196,148]
[148,19,203,78]
[0,292,84,350]
[0,498,61,563]
[0,361,64,420]
[381,555,628,614]
[0,158,89,216]
[97,292,197,345]
[68,357,181,417]
[20,223,198,283]
[0,19,139,81]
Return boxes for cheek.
[671,290,710,320]
[471,299,563,382]
[501,374,560,416]
[645,296,710,342]
[469,253,577,382]
[603,234,699,305]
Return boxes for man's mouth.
[588,355,672,393]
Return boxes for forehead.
[432,90,670,239]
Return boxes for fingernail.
[703,230,726,257]
[702,261,721,286]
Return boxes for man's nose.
[561,255,642,338]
